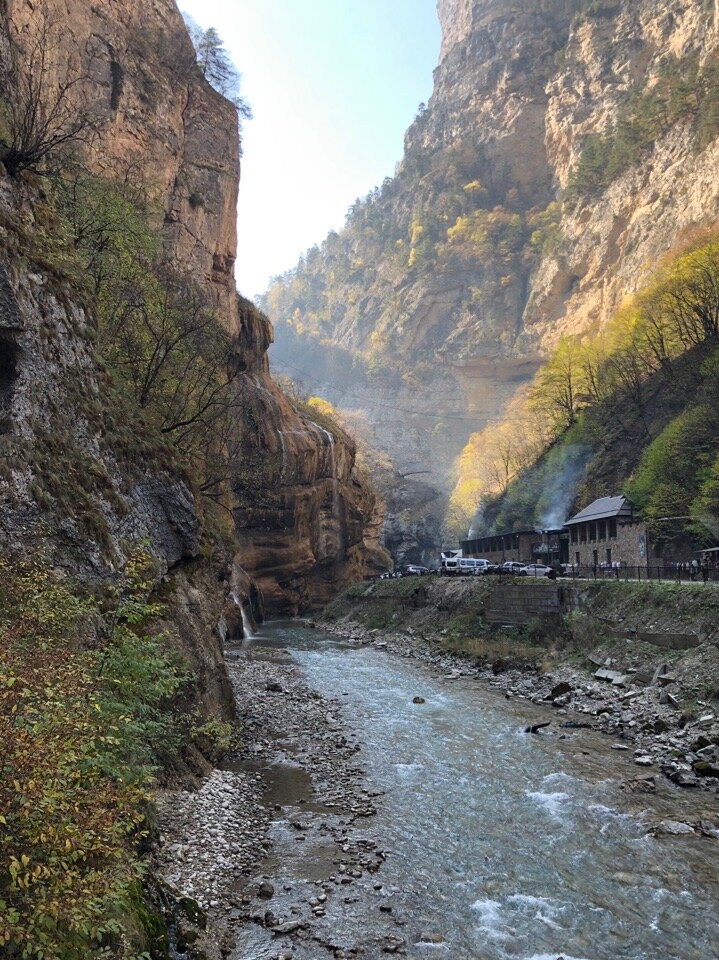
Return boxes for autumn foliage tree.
[0,553,189,959]
[57,170,243,494]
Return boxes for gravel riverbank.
[154,618,719,959]
[154,634,399,958]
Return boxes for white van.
[459,558,492,576]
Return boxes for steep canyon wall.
[265,0,719,551]
[0,0,385,624]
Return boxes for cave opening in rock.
[0,333,19,431]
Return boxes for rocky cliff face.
[265,0,719,543]
[0,0,385,613]
[232,300,387,614]
[525,0,719,350]
[0,167,239,727]
[6,0,240,326]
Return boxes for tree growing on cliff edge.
[182,14,252,121]
[0,12,98,177]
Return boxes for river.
[228,621,719,960]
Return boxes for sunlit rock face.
[232,301,388,615]
[6,0,240,327]
[527,0,719,352]
[266,0,719,523]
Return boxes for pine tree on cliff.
[183,15,252,120]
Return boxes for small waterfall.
[230,592,255,640]
[154,883,188,960]
[277,428,287,480]
[327,432,340,526]
[311,421,340,526]
[240,604,255,640]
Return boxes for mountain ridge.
[264,0,719,550]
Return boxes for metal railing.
[369,565,719,583]
[559,564,719,583]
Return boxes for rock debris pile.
[154,769,270,909]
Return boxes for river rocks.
[525,721,551,735]
[412,696,426,704]
[381,934,405,954]
[271,919,306,934]
[594,669,628,687]
[693,759,719,779]
[653,820,696,836]
[258,882,275,899]
[550,681,573,700]
[623,775,656,794]
[418,931,445,944]
[154,769,270,909]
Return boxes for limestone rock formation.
[232,299,388,614]
[6,0,240,325]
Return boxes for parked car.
[473,559,494,575]
[524,563,553,578]
[404,564,429,576]
[441,557,461,575]
[500,561,527,576]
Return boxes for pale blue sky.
[179,0,440,298]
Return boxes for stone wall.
[568,520,648,568]
[484,581,576,626]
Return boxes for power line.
[272,356,499,426]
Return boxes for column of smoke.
[468,503,484,540]
[467,443,593,539]
[538,444,593,530]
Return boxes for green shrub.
[626,403,719,541]
[192,718,233,762]
[0,551,194,959]
[567,53,719,198]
